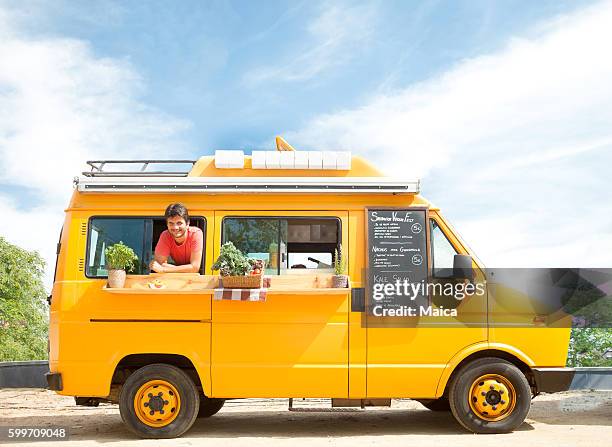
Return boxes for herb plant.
[212,242,254,276]
[334,245,347,276]
[105,242,138,272]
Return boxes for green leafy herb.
[212,242,253,276]
[105,241,138,272]
[334,245,347,276]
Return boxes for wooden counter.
[102,273,350,295]
[102,287,348,295]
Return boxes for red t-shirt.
[155,226,203,265]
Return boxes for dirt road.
[0,389,610,446]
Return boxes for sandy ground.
[0,389,610,446]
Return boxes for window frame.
[220,215,342,275]
[429,217,460,279]
[85,215,207,278]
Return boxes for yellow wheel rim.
[133,380,181,427]
[468,374,516,422]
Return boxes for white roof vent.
[215,150,244,169]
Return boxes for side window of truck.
[86,217,207,277]
[222,217,340,275]
[430,219,458,278]
[87,218,148,277]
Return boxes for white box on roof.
[251,151,266,169]
[308,152,323,169]
[250,150,350,170]
[322,151,337,170]
[336,151,351,170]
[294,151,309,169]
[280,151,295,169]
[215,150,244,169]
[265,151,281,169]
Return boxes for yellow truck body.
[47,149,573,438]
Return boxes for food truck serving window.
[86,216,206,277]
[222,217,340,275]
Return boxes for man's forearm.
[161,263,200,273]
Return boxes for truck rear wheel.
[448,357,531,434]
[197,396,225,418]
[119,363,200,439]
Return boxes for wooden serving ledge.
[102,273,350,295]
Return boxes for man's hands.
[149,259,169,273]
[149,259,200,273]
[149,260,174,273]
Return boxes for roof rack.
[83,160,196,177]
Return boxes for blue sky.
[0,0,611,286]
[10,0,591,149]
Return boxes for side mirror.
[453,254,474,281]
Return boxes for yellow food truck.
[46,140,574,438]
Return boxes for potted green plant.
[332,245,349,288]
[105,241,138,288]
[212,242,263,289]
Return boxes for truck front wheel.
[119,363,200,438]
[448,357,531,434]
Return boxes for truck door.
[364,210,487,398]
[210,210,350,398]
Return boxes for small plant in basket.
[332,245,348,288]
[105,241,138,288]
[212,242,252,276]
[212,242,264,288]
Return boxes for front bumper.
[532,367,575,393]
[45,372,63,391]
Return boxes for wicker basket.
[220,274,263,289]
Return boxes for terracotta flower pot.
[107,269,127,288]
[332,274,349,288]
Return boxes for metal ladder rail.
[83,160,197,177]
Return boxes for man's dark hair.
[165,203,190,224]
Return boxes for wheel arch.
[111,353,209,396]
[435,343,535,398]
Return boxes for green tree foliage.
[224,218,280,255]
[567,328,612,367]
[0,237,48,360]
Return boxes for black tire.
[197,396,225,418]
[417,397,451,411]
[448,357,531,434]
[119,363,200,439]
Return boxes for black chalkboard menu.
[366,208,428,314]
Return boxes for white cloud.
[244,1,377,84]
[0,4,192,287]
[284,1,612,267]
